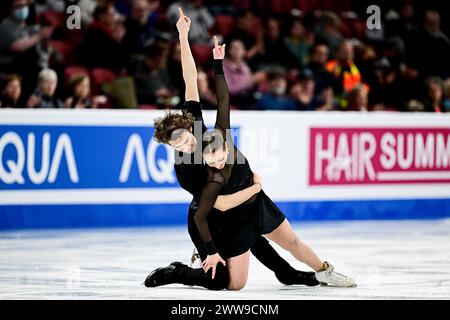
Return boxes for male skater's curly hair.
[153,110,195,144]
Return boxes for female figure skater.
[146,8,319,290]
[192,39,356,290]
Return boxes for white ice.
[1,220,450,300]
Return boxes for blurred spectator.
[0,74,22,108]
[65,74,106,109]
[423,77,444,113]
[411,10,450,78]
[223,39,264,108]
[369,57,404,111]
[78,3,127,71]
[166,41,184,94]
[123,0,161,55]
[27,68,63,108]
[197,69,216,109]
[0,0,448,114]
[167,0,214,44]
[289,69,317,110]
[260,17,296,70]
[325,40,363,107]
[357,44,378,89]
[314,11,343,55]
[129,43,174,105]
[283,19,311,68]
[77,0,100,26]
[255,70,297,110]
[307,43,333,93]
[0,1,54,97]
[385,1,418,43]
[345,84,369,111]
[226,9,264,66]
[76,0,118,27]
[443,78,450,112]
[315,86,338,111]
[167,41,184,95]
[34,0,65,15]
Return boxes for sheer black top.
[193,60,256,252]
[173,100,207,203]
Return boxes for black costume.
[193,60,286,259]
[145,60,318,289]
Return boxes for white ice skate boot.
[315,262,356,287]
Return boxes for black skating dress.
[194,61,286,259]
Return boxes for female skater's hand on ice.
[176,7,191,38]
[202,253,226,279]
[212,35,226,60]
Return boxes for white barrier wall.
[1,109,450,229]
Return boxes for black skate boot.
[144,262,186,288]
[276,270,320,286]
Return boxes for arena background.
[1,109,450,229]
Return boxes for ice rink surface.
[1,220,449,300]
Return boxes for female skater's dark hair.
[153,110,195,144]
[202,129,226,155]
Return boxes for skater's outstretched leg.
[251,236,318,286]
[266,220,355,287]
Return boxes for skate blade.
[319,282,358,288]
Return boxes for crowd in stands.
[0,0,449,112]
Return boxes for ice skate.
[315,262,356,287]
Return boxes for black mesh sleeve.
[193,171,225,252]
[213,60,230,132]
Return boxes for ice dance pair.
[145,8,355,290]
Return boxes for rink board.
[1,109,450,229]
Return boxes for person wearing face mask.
[255,70,297,110]
[0,2,54,100]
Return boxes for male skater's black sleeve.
[213,60,230,132]
[193,170,225,255]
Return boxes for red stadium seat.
[91,68,117,94]
[252,16,262,36]
[269,0,294,15]
[350,19,367,39]
[232,0,252,10]
[191,45,212,66]
[338,20,353,38]
[294,0,321,13]
[37,10,66,29]
[50,40,75,65]
[66,28,85,45]
[64,65,90,86]
[321,0,351,13]
[214,15,234,38]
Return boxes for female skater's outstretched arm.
[177,7,199,103]
[192,37,234,279]
[211,36,230,133]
